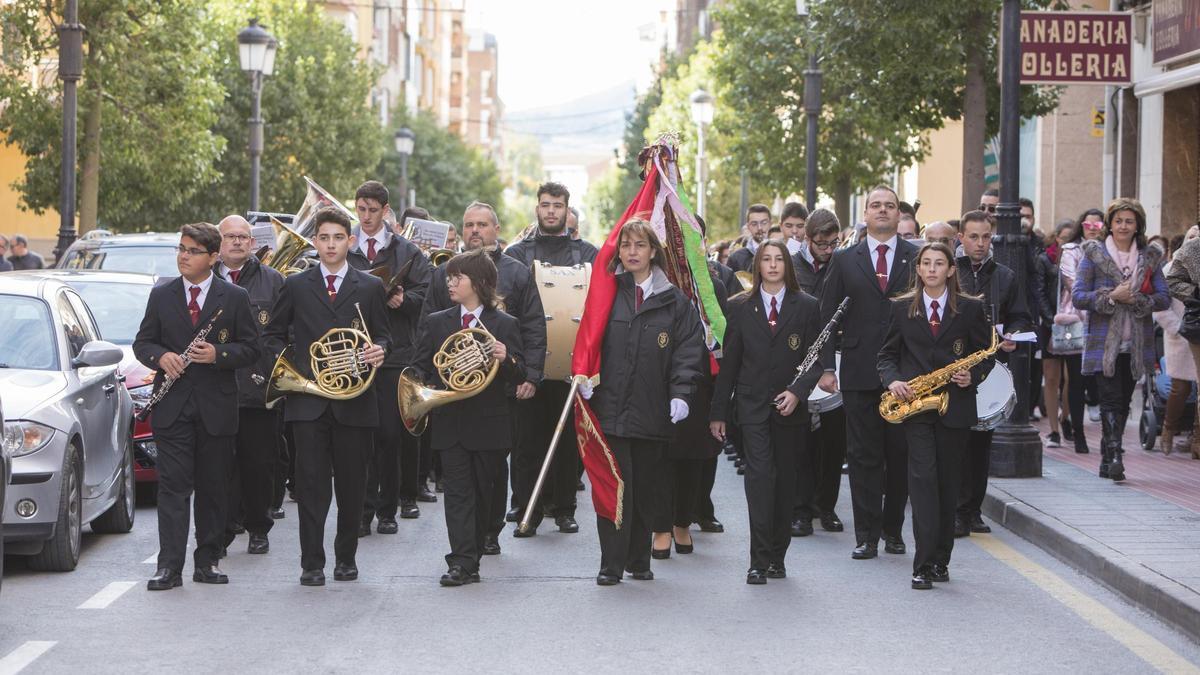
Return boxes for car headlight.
[128,384,154,412]
[3,421,56,458]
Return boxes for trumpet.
[879,329,999,423]
[265,303,377,408]
[397,325,499,436]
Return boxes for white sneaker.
[1046,432,1062,448]
[1031,409,1043,421]
[1088,405,1100,422]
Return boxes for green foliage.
[499,132,543,239]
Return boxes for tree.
[500,132,543,239]
[0,0,225,232]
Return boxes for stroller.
[1138,356,1197,452]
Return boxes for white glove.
[669,398,689,424]
[578,379,594,400]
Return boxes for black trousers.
[1063,354,1085,434]
[292,412,371,571]
[363,368,404,523]
[440,444,504,573]
[152,398,233,572]
[694,456,718,522]
[486,399,521,538]
[597,437,661,577]
[271,418,292,509]
[228,407,278,536]
[513,381,578,522]
[956,429,993,519]
[905,421,967,573]
[741,420,803,569]
[796,406,847,519]
[842,390,908,545]
[1097,353,1137,417]
[650,457,703,532]
[1029,354,1044,414]
[1084,374,1101,407]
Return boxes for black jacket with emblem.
[792,243,833,297]
[218,256,284,409]
[347,227,433,368]
[591,268,706,442]
[954,254,1033,333]
[710,288,822,427]
[504,230,598,268]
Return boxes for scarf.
[1046,242,1059,264]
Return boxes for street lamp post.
[394,127,415,216]
[990,0,1042,478]
[238,19,278,213]
[797,0,822,212]
[52,0,84,263]
[689,88,714,219]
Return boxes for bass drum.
[973,362,1015,431]
[807,352,842,413]
[534,261,591,382]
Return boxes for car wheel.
[28,443,82,572]
[92,433,136,534]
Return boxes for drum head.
[807,352,842,413]
[535,262,592,382]
[973,363,1015,430]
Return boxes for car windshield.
[0,294,57,370]
[63,245,176,276]
[66,281,151,345]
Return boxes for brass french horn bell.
[265,303,378,408]
[260,217,316,276]
[397,326,499,435]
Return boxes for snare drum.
[534,261,591,382]
[973,363,1015,431]
[807,352,842,413]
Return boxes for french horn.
[397,326,499,435]
[265,303,377,408]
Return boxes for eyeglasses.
[222,233,252,242]
[978,203,998,213]
[809,239,837,250]
[1082,222,1104,229]
[177,245,211,257]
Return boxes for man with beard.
[727,205,772,273]
[504,182,598,536]
[421,201,546,554]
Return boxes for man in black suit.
[263,207,391,587]
[347,180,433,531]
[133,222,260,590]
[421,201,546,554]
[216,215,285,555]
[726,204,772,273]
[817,186,918,560]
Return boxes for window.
[0,295,56,370]
[57,293,89,359]
[67,281,151,345]
[65,291,100,343]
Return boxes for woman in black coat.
[582,219,705,586]
[878,242,994,590]
[710,241,822,585]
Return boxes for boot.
[1073,415,1089,453]
[1161,379,1188,455]
[1105,411,1127,482]
[1098,411,1114,478]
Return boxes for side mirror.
[73,340,124,368]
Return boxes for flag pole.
[518,374,584,535]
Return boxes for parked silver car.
[1,398,9,592]
[0,274,136,572]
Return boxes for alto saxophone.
[879,328,999,424]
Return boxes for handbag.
[1179,294,1200,344]
[1050,276,1085,354]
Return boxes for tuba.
[259,217,316,276]
[396,326,498,435]
[879,329,999,423]
[265,303,377,408]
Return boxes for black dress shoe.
[247,533,269,555]
[851,543,878,560]
[969,514,991,533]
[596,572,621,586]
[766,563,787,579]
[269,507,286,520]
[358,521,372,538]
[930,564,950,583]
[229,522,246,535]
[555,515,579,533]
[435,479,444,493]
[417,485,438,503]
[883,536,907,555]
[954,516,971,538]
[147,568,182,591]
[746,568,768,585]
[505,506,522,523]
[818,511,844,532]
[333,562,358,581]
[697,519,724,533]
[790,519,814,537]
[193,564,229,584]
[300,569,325,586]
[513,525,537,538]
[440,565,475,587]
[674,539,693,554]
[287,489,297,503]
[377,518,399,534]
[482,535,501,555]
[912,569,934,590]
[651,547,671,560]
[736,466,745,475]
[399,501,420,519]
[627,569,654,581]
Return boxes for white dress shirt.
[923,289,949,323]
[319,262,348,294]
[635,275,655,303]
[866,232,899,280]
[357,228,391,258]
[219,263,244,283]
[759,285,786,318]
[459,304,483,328]
[184,272,214,309]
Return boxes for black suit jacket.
[819,237,918,391]
[262,265,392,426]
[347,229,433,368]
[217,257,284,409]
[133,275,260,436]
[711,289,822,426]
[412,306,525,451]
[877,296,995,429]
[727,246,754,273]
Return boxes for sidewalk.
[981,415,1200,643]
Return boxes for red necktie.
[635,286,644,311]
[326,274,338,302]
[462,313,473,329]
[188,286,201,326]
[768,296,779,333]
[229,269,240,285]
[367,238,377,263]
[929,300,941,337]
[875,244,890,292]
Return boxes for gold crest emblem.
[218,328,230,344]
[953,338,964,356]
[258,310,269,325]
[788,333,800,351]
[351,317,362,331]
[657,331,669,349]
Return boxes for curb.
[981,485,1200,645]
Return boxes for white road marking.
[77,581,138,609]
[141,553,157,564]
[0,641,57,674]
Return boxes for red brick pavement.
[1033,415,1200,513]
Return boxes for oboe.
[135,309,224,421]
[788,297,850,390]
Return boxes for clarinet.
[788,297,850,390]
[135,309,224,421]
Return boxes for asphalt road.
[2,458,1199,674]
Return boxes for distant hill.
[505,80,637,158]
